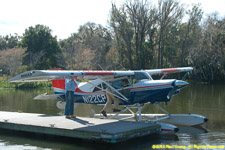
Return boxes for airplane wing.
[145,67,193,75]
[8,67,193,82]
[8,70,135,82]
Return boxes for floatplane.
[8,67,208,135]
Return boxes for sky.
[0,0,224,40]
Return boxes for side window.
[109,79,130,89]
[121,79,130,87]
[93,83,102,92]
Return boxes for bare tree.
[110,0,158,69]
[23,50,45,68]
[180,4,203,65]
[0,48,25,75]
[60,34,81,69]
[75,48,95,70]
[157,0,184,68]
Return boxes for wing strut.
[100,79,129,103]
[86,79,129,103]
[155,103,169,114]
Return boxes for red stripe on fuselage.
[161,129,173,132]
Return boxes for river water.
[0,83,225,150]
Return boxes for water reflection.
[0,88,58,114]
[178,126,208,136]
[0,83,225,149]
[0,129,176,150]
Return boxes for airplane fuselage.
[54,77,188,105]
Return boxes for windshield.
[134,72,152,83]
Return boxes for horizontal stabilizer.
[33,93,63,100]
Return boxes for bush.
[0,80,52,89]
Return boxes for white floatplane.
[8,67,208,134]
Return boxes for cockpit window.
[111,78,130,89]
[134,72,152,83]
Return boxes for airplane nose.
[204,117,208,123]
[175,80,189,88]
[174,127,179,133]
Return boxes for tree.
[60,33,83,69]
[61,22,111,70]
[126,0,158,69]
[189,14,225,82]
[78,22,112,69]
[0,48,25,75]
[180,4,203,66]
[110,4,134,69]
[157,0,184,68]
[110,0,158,69]
[21,24,62,69]
[0,34,20,50]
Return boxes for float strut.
[138,103,142,122]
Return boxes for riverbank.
[0,77,52,89]
[0,81,52,89]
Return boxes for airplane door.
[111,79,131,99]
[121,87,130,98]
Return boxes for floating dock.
[0,111,160,143]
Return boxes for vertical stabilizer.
[49,69,66,94]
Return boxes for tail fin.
[49,69,65,94]
[52,79,65,94]
[49,69,80,94]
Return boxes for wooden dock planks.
[0,111,160,143]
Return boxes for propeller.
[167,80,179,100]
[182,72,190,81]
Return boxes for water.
[0,83,225,150]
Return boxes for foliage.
[110,0,184,69]
[21,24,62,69]
[0,76,52,89]
[60,22,112,70]
[0,0,225,83]
[0,34,20,50]
[188,14,225,82]
[110,0,160,69]
[78,22,112,69]
[0,81,52,89]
